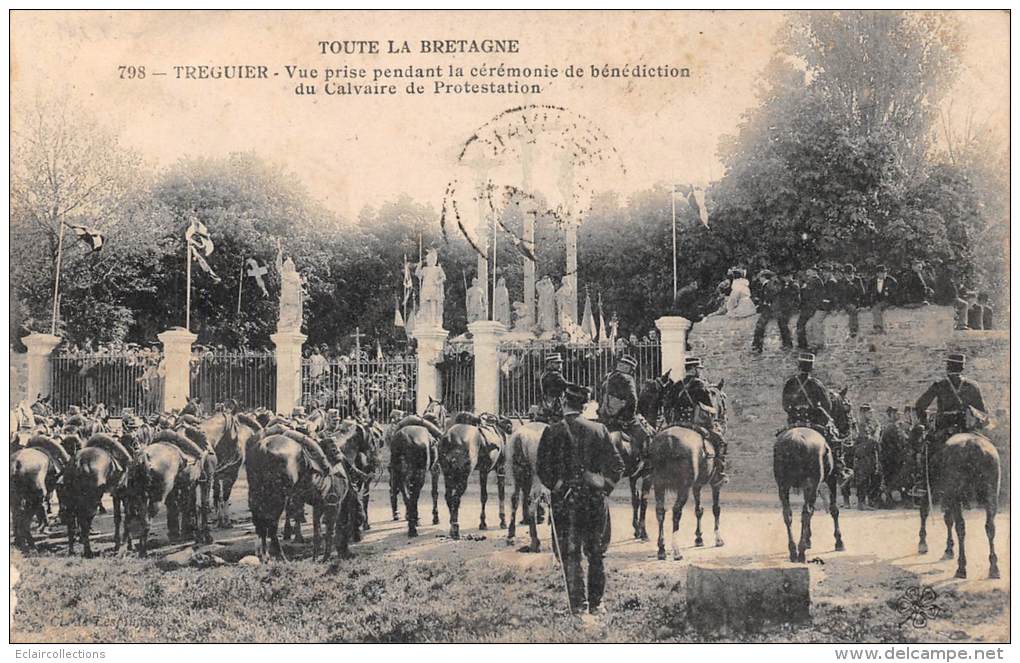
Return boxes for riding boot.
[710,435,729,486]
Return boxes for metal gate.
[439,340,474,414]
[50,349,165,416]
[189,350,276,411]
[302,352,416,421]
[498,339,661,417]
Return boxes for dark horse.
[330,417,379,535]
[438,413,511,539]
[195,411,262,528]
[61,434,133,557]
[506,420,547,552]
[387,398,445,535]
[772,388,853,563]
[245,432,355,561]
[10,436,70,551]
[916,425,1001,579]
[123,431,216,556]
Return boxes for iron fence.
[498,338,661,417]
[302,353,416,421]
[189,350,276,411]
[439,340,474,414]
[50,350,165,416]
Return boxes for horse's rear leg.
[445,477,462,540]
[390,470,400,521]
[670,491,689,560]
[431,465,440,525]
[405,475,422,537]
[496,468,507,529]
[638,475,650,541]
[629,476,640,539]
[361,480,372,531]
[478,470,489,530]
[985,503,1000,579]
[918,498,930,554]
[952,502,967,579]
[711,484,724,547]
[797,481,818,563]
[693,485,704,547]
[80,509,95,559]
[655,483,667,561]
[311,505,323,560]
[943,507,955,560]
[507,483,520,545]
[829,475,844,552]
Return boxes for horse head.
[828,387,854,439]
[637,371,672,424]
[423,397,448,430]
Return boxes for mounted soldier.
[537,353,568,423]
[667,357,728,485]
[598,355,652,464]
[911,352,989,497]
[537,383,624,617]
[781,353,847,475]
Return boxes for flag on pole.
[185,218,214,256]
[246,258,269,296]
[68,224,104,252]
[394,298,405,328]
[191,247,221,283]
[581,290,596,339]
[597,294,608,343]
[405,303,416,338]
[376,339,384,361]
[687,188,710,228]
[402,257,413,305]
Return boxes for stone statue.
[511,301,531,333]
[278,257,303,332]
[493,276,511,327]
[555,278,575,330]
[536,276,557,333]
[466,276,487,324]
[416,248,446,327]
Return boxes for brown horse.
[122,431,216,556]
[917,431,1001,579]
[506,420,547,552]
[330,418,378,535]
[195,411,262,528]
[772,389,853,563]
[438,413,510,539]
[61,434,132,557]
[245,433,354,562]
[387,399,445,532]
[10,436,70,551]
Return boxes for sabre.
[544,492,574,613]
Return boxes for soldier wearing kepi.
[669,357,728,485]
[537,383,624,617]
[538,353,568,423]
[914,352,988,447]
[599,355,652,462]
[782,353,836,433]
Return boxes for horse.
[194,411,262,528]
[506,420,547,552]
[387,399,446,537]
[122,430,216,556]
[10,436,70,551]
[330,417,378,535]
[60,434,132,557]
[245,432,355,562]
[772,387,854,563]
[916,427,1001,579]
[438,412,511,539]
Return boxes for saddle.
[390,415,444,441]
[152,430,215,479]
[263,424,338,478]
[26,435,71,475]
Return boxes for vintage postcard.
[7,8,1011,652]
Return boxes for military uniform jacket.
[838,275,866,308]
[782,374,832,419]
[541,369,568,403]
[600,370,638,420]
[536,414,624,497]
[671,376,713,419]
[914,376,986,426]
[799,276,830,311]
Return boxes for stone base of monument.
[686,564,810,633]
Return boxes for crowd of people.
[675,260,995,354]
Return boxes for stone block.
[686,564,810,632]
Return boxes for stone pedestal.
[271,331,306,416]
[158,327,197,413]
[656,316,692,379]
[468,320,506,415]
[686,564,810,632]
[413,326,449,416]
[22,333,61,404]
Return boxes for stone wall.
[689,306,1010,494]
[10,352,27,408]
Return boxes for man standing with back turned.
[537,383,624,617]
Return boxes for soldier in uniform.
[537,383,624,616]
[837,264,866,339]
[598,355,651,460]
[537,353,568,423]
[668,357,728,485]
[781,353,834,430]
[796,267,829,351]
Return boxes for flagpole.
[671,186,678,303]
[186,243,193,332]
[491,198,497,321]
[237,259,245,316]
[50,221,68,334]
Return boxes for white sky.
[11,10,1009,222]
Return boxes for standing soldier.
[538,353,568,423]
[669,357,728,484]
[796,267,829,351]
[751,269,782,352]
[537,383,624,617]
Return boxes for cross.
[246,261,268,281]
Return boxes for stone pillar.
[22,333,61,404]
[564,224,579,323]
[158,327,197,413]
[271,331,306,416]
[414,326,449,416]
[656,316,692,379]
[469,320,506,414]
[523,211,536,327]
